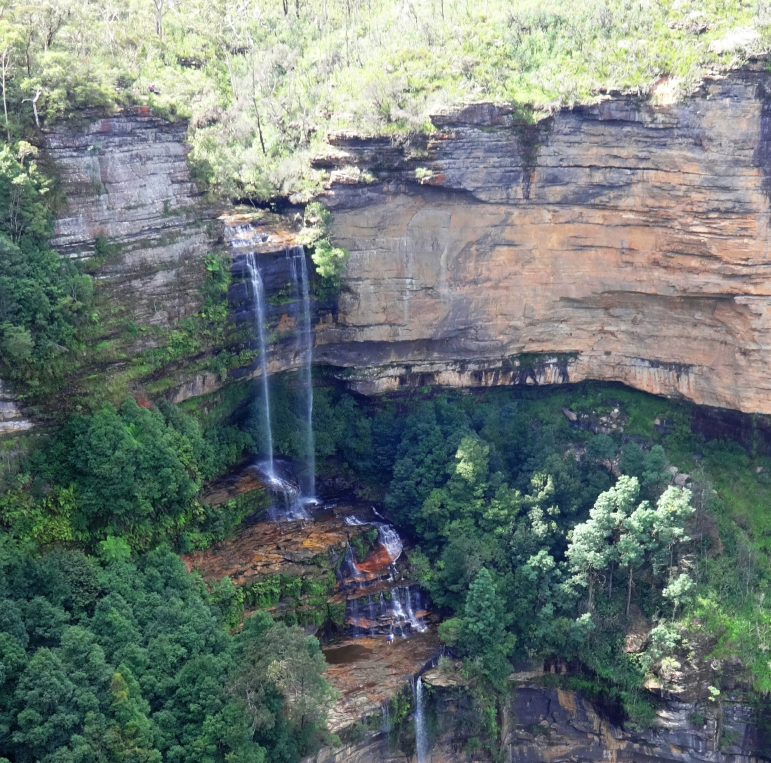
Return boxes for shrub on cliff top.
[1,1,765,200]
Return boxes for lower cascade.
[342,510,428,638]
[230,218,432,643]
[414,675,429,763]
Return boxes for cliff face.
[46,110,215,326]
[304,681,770,763]
[315,67,771,415]
[39,110,221,408]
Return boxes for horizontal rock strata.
[315,67,771,414]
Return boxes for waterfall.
[366,595,378,635]
[381,699,391,734]
[414,676,429,763]
[245,252,274,477]
[289,246,316,500]
[405,586,427,633]
[391,590,407,638]
[261,466,308,521]
[349,595,361,637]
[343,514,402,562]
[375,523,403,563]
[343,543,363,579]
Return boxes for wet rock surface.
[182,500,354,585]
[183,462,440,746]
[322,631,440,733]
[503,682,770,763]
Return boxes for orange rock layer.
[314,67,771,415]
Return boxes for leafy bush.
[0,145,94,392]
[313,382,771,715]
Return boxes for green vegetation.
[0,143,94,393]
[300,203,350,299]
[313,382,771,740]
[0,2,768,201]
[1,398,253,552]
[2,0,771,752]
[0,542,335,763]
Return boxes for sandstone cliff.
[38,110,222,410]
[46,109,214,326]
[315,66,771,415]
[303,676,770,763]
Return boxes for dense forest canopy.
[313,385,771,726]
[4,380,771,758]
[0,544,335,763]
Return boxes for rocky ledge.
[314,65,771,416]
[303,662,770,763]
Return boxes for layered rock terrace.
[314,67,771,415]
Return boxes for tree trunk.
[31,90,40,129]
[626,565,634,616]
[608,561,613,600]
[1,49,10,142]
[255,109,266,155]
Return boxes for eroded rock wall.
[303,682,770,763]
[36,110,223,409]
[315,67,771,414]
[46,110,216,328]
[505,684,768,763]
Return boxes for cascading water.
[256,462,308,521]
[289,246,316,500]
[344,514,403,563]
[366,595,378,635]
[350,595,361,637]
[405,586,427,633]
[381,699,391,734]
[375,523,403,563]
[414,676,429,763]
[341,511,428,636]
[391,591,407,638]
[342,543,363,579]
[244,252,274,477]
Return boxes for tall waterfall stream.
[228,218,433,755]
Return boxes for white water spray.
[414,676,429,763]
[405,586,427,633]
[375,523,403,563]
[245,252,274,476]
[289,246,316,500]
